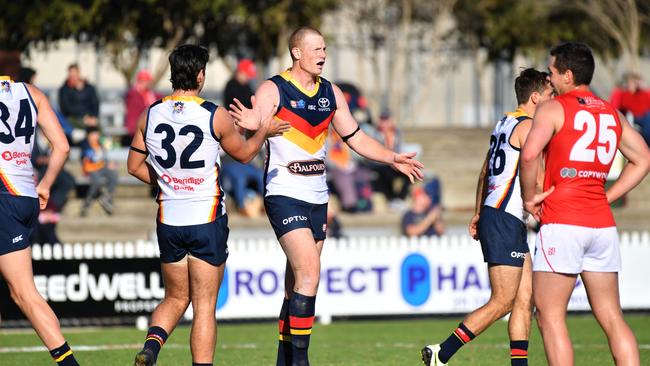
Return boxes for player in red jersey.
[521,42,650,366]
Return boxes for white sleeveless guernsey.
[483,109,529,222]
[146,95,225,226]
[265,71,337,204]
[0,78,38,198]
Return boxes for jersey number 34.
[0,100,35,144]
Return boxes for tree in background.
[1,1,339,87]
[339,0,457,126]
[0,0,88,79]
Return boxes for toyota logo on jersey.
[318,98,330,108]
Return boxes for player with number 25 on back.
[127,45,289,366]
[520,42,650,366]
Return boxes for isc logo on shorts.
[282,215,308,225]
[510,251,526,259]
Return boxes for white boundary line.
[0,342,647,354]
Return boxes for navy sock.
[438,322,476,363]
[289,292,316,366]
[192,363,212,366]
[49,342,79,366]
[510,340,529,366]
[143,326,169,362]
[277,298,292,366]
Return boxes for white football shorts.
[533,223,621,274]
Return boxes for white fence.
[25,232,650,322]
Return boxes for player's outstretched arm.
[606,112,650,203]
[127,110,157,184]
[219,105,289,163]
[331,85,424,183]
[520,100,559,220]
[469,152,490,240]
[29,84,70,209]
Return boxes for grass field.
[1,314,649,365]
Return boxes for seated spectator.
[58,63,100,131]
[220,154,265,217]
[326,130,373,212]
[80,126,118,216]
[123,69,162,146]
[401,178,445,237]
[610,72,650,146]
[363,109,410,210]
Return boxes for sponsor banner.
[211,232,650,318]
[1,233,649,324]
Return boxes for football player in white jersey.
[0,77,80,365]
[229,27,424,366]
[127,45,289,366]
[422,69,554,366]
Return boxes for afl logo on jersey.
[290,99,305,109]
[287,160,326,176]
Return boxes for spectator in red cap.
[223,59,257,110]
[123,69,162,145]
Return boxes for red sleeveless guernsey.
[541,89,622,227]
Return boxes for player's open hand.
[262,106,291,137]
[229,96,262,131]
[36,184,50,210]
[392,152,424,183]
[468,213,480,240]
[524,186,555,221]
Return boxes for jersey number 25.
[569,111,617,165]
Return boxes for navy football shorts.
[264,195,328,241]
[0,195,39,255]
[477,206,529,267]
[156,215,229,266]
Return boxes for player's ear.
[292,47,301,60]
[564,69,573,86]
[531,91,540,105]
[197,69,205,84]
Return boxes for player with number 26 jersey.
[541,89,622,227]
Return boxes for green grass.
[1,315,649,365]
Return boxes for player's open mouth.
[317,61,325,67]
